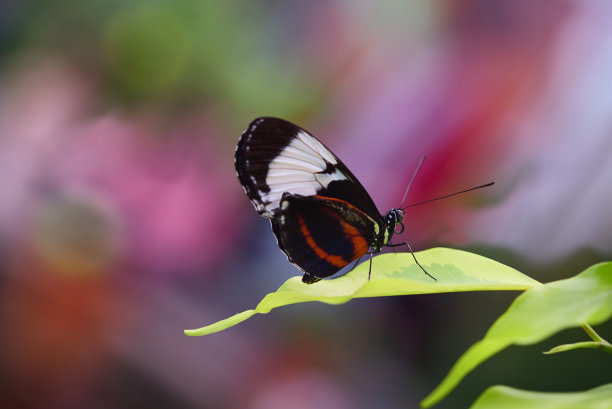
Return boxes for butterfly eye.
[395,222,405,235]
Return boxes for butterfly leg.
[347,253,373,280]
[350,251,375,280]
[387,242,436,281]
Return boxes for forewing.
[273,194,379,283]
[235,117,380,220]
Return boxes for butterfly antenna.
[401,182,495,210]
[399,155,426,208]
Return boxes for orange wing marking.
[297,211,369,269]
[297,214,346,268]
[324,208,369,252]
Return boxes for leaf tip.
[184,327,214,336]
[184,309,258,337]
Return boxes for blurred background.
[1,0,611,408]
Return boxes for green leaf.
[544,341,612,355]
[185,247,539,336]
[470,383,612,409]
[422,262,612,408]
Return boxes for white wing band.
[260,131,345,215]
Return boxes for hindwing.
[273,194,379,283]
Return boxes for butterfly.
[235,117,494,284]
[235,117,435,284]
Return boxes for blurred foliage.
[471,384,612,409]
[3,0,323,118]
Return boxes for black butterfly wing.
[235,117,381,221]
[273,194,379,283]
